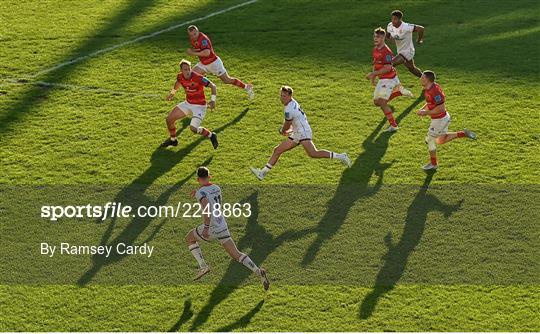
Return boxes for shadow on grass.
[168,299,194,332]
[301,96,424,267]
[358,170,464,319]
[77,108,248,286]
[216,300,265,332]
[186,191,315,331]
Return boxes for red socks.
[232,78,246,89]
[457,131,466,138]
[430,156,438,166]
[168,126,176,137]
[384,111,398,127]
[388,91,402,101]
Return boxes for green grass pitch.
[1,0,539,331]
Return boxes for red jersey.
[372,44,397,79]
[423,83,447,119]
[177,72,210,105]
[190,32,218,65]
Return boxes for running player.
[417,70,477,170]
[366,27,413,133]
[386,10,424,78]
[185,166,270,290]
[160,59,219,149]
[250,86,351,181]
[186,25,254,99]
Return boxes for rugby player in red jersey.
[160,59,219,149]
[366,27,413,133]
[186,25,254,99]
[417,70,477,170]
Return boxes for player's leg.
[374,98,398,132]
[218,72,254,99]
[392,54,407,66]
[210,58,254,99]
[160,105,188,147]
[300,140,351,167]
[404,58,423,78]
[374,79,399,132]
[185,227,210,280]
[221,238,270,290]
[187,105,219,149]
[250,138,297,180]
[423,134,439,170]
[437,129,477,144]
[422,116,449,170]
[192,62,207,75]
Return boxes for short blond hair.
[179,59,191,69]
[187,25,198,32]
[281,85,293,96]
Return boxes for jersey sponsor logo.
[435,95,442,103]
[201,39,209,47]
[385,54,392,62]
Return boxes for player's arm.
[280,119,293,136]
[414,25,425,44]
[418,103,445,116]
[385,32,393,41]
[205,79,217,110]
[367,64,392,79]
[166,79,182,101]
[200,197,211,238]
[187,48,211,57]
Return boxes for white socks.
[239,253,260,275]
[261,163,272,176]
[189,243,207,268]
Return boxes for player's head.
[196,166,211,184]
[373,27,386,46]
[421,70,436,86]
[280,85,293,105]
[187,25,199,40]
[391,10,403,26]
[179,59,192,76]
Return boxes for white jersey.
[195,183,227,229]
[386,21,415,54]
[284,98,312,141]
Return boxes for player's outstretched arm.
[207,81,217,110]
[414,25,425,44]
[166,80,181,101]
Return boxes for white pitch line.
[31,0,258,78]
[2,78,161,97]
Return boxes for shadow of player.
[301,96,424,267]
[359,170,464,319]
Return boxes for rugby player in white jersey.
[184,167,270,290]
[386,10,425,78]
[250,86,351,181]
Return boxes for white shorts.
[428,113,451,137]
[194,224,231,245]
[288,128,313,144]
[194,57,227,76]
[398,48,415,61]
[373,77,401,100]
[177,101,207,128]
